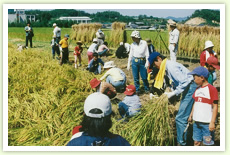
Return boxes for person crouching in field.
[206,56,220,85]
[87,38,98,64]
[100,61,126,93]
[97,41,109,57]
[188,66,218,146]
[118,85,141,121]
[90,78,117,99]
[59,34,69,65]
[74,41,83,68]
[87,53,104,75]
[51,36,60,59]
[67,92,130,146]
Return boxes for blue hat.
[188,66,209,78]
[64,34,69,38]
[148,52,160,66]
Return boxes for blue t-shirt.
[67,132,131,146]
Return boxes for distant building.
[8,9,35,23]
[58,17,92,23]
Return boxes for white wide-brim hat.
[103,61,116,69]
[204,40,214,49]
[84,92,112,118]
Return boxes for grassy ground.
[8,27,220,146]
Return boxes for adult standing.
[148,52,197,146]
[96,29,105,46]
[127,30,149,94]
[59,34,69,65]
[168,21,180,62]
[53,23,61,44]
[25,22,33,48]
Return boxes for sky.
[79,9,197,18]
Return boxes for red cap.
[207,56,220,70]
[90,78,101,88]
[124,85,136,95]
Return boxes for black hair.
[104,42,108,46]
[93,52,98,57]
[81,108,112,137]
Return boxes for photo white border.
[3,3,225,152]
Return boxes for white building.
[8,9,35,23]
[58,16,91,23]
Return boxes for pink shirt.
[97,45,109,52]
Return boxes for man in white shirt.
[168,22,180,62]
[53,23,61,44]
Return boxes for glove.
[164,91,175,99]
[127,62,130,71]
[145,61,149,69]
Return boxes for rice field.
[7,25,220,146]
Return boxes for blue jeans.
[106,75,126,92]
[98,49,108,57]
[193,122,215,145]
[175,81,197,145]
[118,102,129,118]
[131,58,149,92]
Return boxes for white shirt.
[100,68,124,82]
[169,28,180,44]
[124,43,130,53]
[88,43,98,53]
[53,26,61,38]
[128,40,149,64]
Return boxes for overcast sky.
[79,9,197,18]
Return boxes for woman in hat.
[127,30,150,94]
[87,38,98,64]
[118,85,141,120]
[200,40,218,83]
[100,61,126,92]
[67,92,130,146]
[200,40,217,67]
[146,38,155,56]
[74,41,83,68]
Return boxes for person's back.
[66,93,130,146]
[88,43,98,53]
[116,45,127,58]
[67,132,130,146]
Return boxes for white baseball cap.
[130,30,141,38]
[53,23,57,27]
[84,93,112,118]
[204,40,214,50]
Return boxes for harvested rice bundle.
[111,94,174,146]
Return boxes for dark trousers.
[26,36,32,47]
[60,48,69,64]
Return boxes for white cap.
[93,38,98,42]
[53,23,57,27]
[130,30,141,38]
[120,42,123,46]
[103,61,116,69]
[204,40,214,49]
[84,93,112,118]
